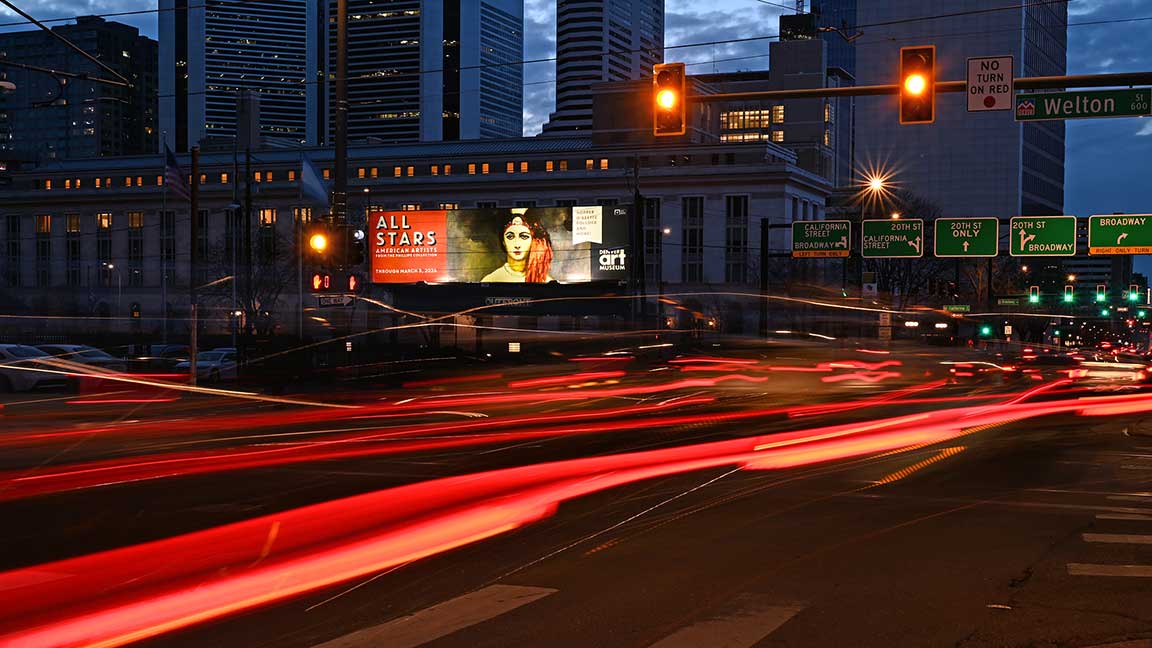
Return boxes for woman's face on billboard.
[503,217,531,261]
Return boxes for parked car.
[36,344,128,373]
[174,350,238,382]
[135,344,190,373]
[0,344,69,392]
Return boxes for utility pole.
[189,146,200,387]
[332,0,348,225]
[632,157,647,324]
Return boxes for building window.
[401,203,422,211]
[44,179,52,190]
[136,176,143,187]
[199,174,207,185]
[514,200,537,208]
[288,170,297,182]
[481,163,490,175]
[64,179,72,190]
[520,161,529,173]
[95,178,102,189]
[35,237,50,288]
[772,105,785,123]
[597,198,619,206]
[546,161,554,173]
[771,130,784,143]
[357,168,366,179]
[444,164,452,176]
[323,168,331,180]
[725,196,749,284]
[370,167,378,179]
[128,211,144,287]
[506,162,515,174]
[266,171,273,183]
[97,213,112,230]
[161,211,176,286]
[294,207,313,224]
[254,171,263,183]
[824,102,833,123]
[406,166,414,177]
[599,159,608,170]
[586,159,594,171]
[438,202,459,209]
[66,214,80,233]
[468,163,477,175]
[431,165,440,176]
[259,208,277,227]
[66,223,81,287]
[394,166,402,178]
[682,197,704,283]
[560,160,569,172]
[823,129,831,147]
[476,201,498,209]
[257,210,275,263]
[155,175,162,186]
[35,214,50,234]
[221,172,230,184]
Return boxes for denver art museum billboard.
[370,205,631,284]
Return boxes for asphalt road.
[142,413,1152,648]
[4,346,1152,647]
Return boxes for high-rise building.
[324,0,523,144]
[853,0,1067,217]
[542,0,664,135]
[159,0,318,151]
[0,16,157,161]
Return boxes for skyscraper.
[853,0,1067,217]
[325,0,523,144]
[159,0,318,151]
[0,16,157,161]
[542,0,664,134]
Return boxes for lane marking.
[1097,513,1152,521]
[648,597,803,648]
[1068,563,1152,577]
[312,584,556,648]
[1083,533,1152,545]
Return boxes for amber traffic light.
[653,62,686,137]
[899,45,935,124]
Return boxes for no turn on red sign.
[967,56,1013,112]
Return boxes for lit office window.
[444,164,452,176]
[585,159,594,171]
[771,130,784,143]
[772,105,785,123]
[546,161,554,172]
[97,213,112,230]
[599,159,608,170]
[520,161,529,173]
[506,162,515,174]
[35,215,50,234]
[481,163,490,175]
[431,165,440,176]
[288,170,297,182]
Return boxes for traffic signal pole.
[690,71,1152,103]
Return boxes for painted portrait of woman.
[481,214,555,283]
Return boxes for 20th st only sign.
[934,218,999,257]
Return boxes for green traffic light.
[1063,294,1074,303]
[1028,294,1039,304]
[979,325,992,336]
[1140,310,1148,318]
[1096,294,1106,302]
[1129,293,1140,302]
[1101,308,1110,317]
[1054,330,1061,336]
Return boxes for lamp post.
[103,262,121,312]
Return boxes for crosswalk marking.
[1083,533,1152,545]
[312,585,557,648]
[648,597,803,648]
[1068,563,1152,577]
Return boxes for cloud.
[0,0,156,37]
[1137,120,1152,137]
[665,2,784,73]
[521,0,555,135]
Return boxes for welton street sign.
[1015,88,1152,121]
[1009,216,1077,256]
[861,219,924,258]
[934,217,999,257]
[792,220,851,258]
[1088,214,1152,255]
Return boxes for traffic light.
[347,273,364,294]
[1139,310,1148,319]
[1129,284,1141,302]
[899,45,935,125]
[348,227,367,266]
[1096,284,1107,302]
[1063,285,1074,303]
[1101,308,1111,317]
[310,272,331,292]
[304,222,332,264]
[652,62,686,137]
[979,325,992,337]
[1028,285,1040,304]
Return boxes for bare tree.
[862,190,953,310]
[201,225,298,334]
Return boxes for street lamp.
[1067,274,1076,282]
[890,212,901,220]
[103,262,121,312]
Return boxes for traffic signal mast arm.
[689,71,1152,103]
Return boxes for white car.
[36,344,128,373]
[0,344,70,392]
[174,350,238,382]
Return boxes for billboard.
[370,205,631,284]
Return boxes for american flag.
[164,145,190,201]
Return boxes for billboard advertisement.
[370,206,631,284]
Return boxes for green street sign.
[1009,216,1077,257]
[861,219,924,258]
[944,304,971,313]
[997,298,1020,306]
[1088,214,1152,255]
[934,217,999,257]
[792,220,851,258]
[1015,88,1152,121]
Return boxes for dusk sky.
[2,0,1150,270]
